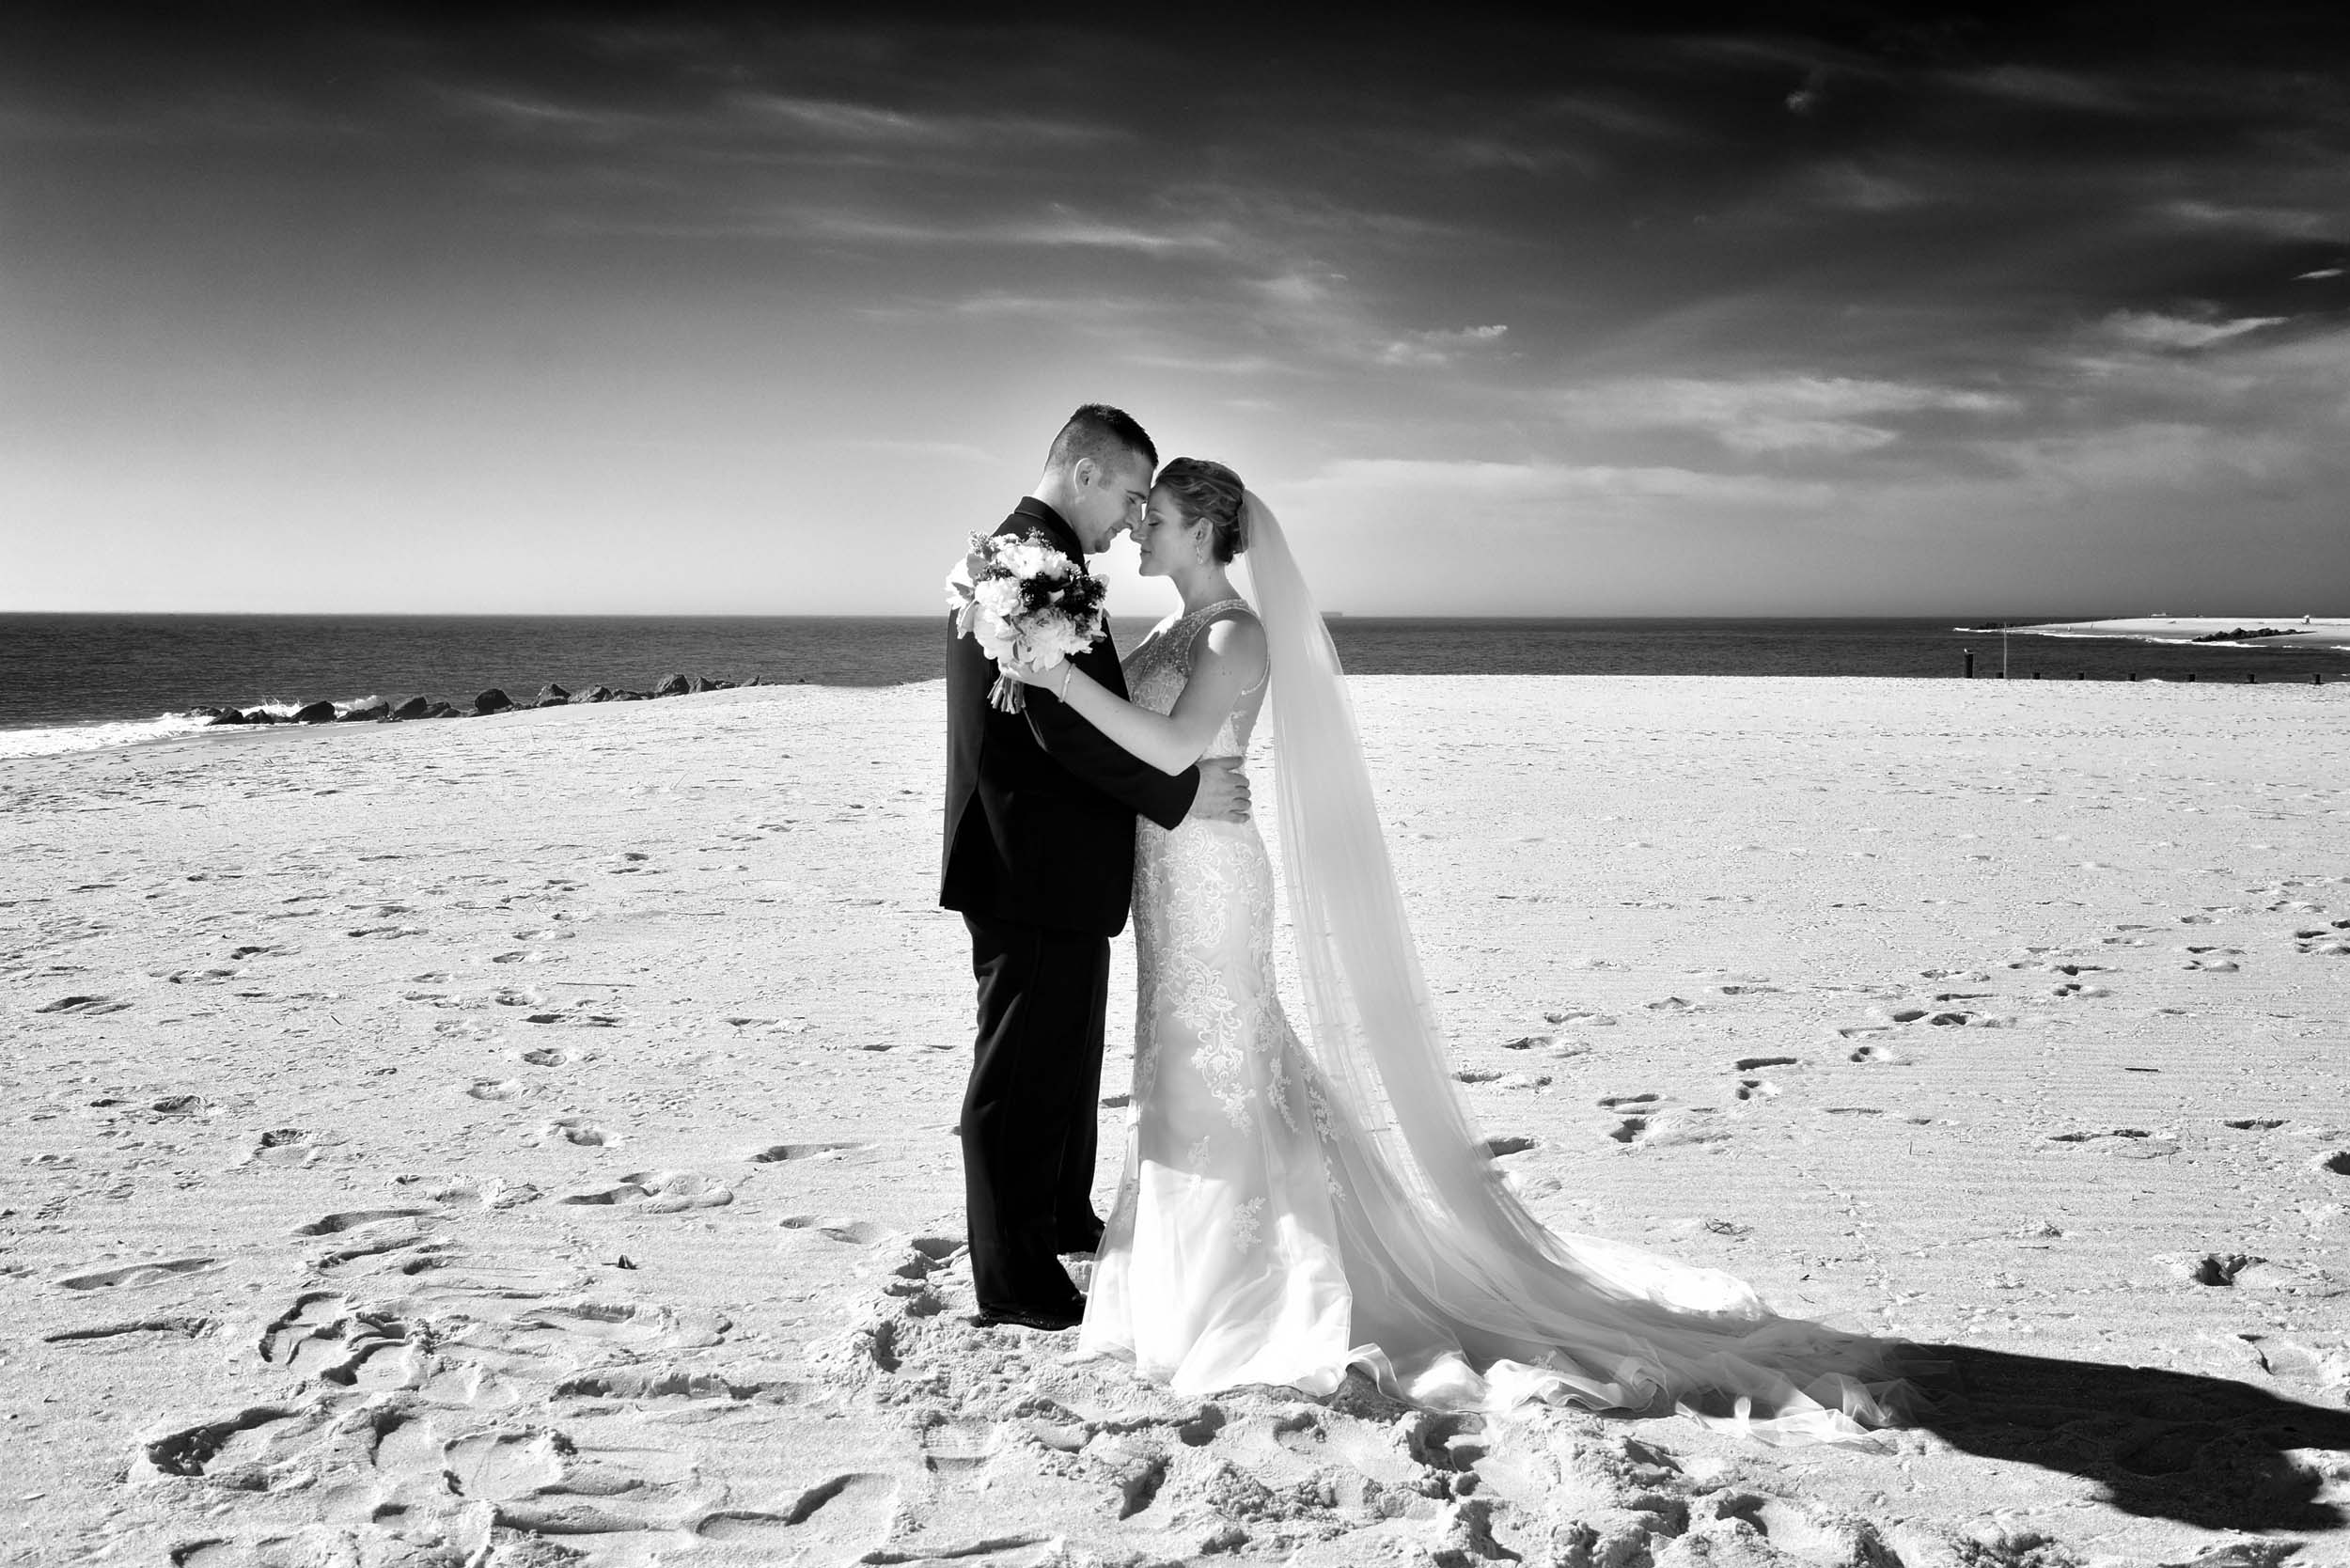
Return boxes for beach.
[5,677,2347,1567]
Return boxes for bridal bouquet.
[946,529,1110,712]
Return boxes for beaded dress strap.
[1181,598,1267,696]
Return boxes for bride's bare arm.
[1016,617,1266,776]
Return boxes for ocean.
[2,613,2341,758]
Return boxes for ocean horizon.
[3,612,2342,758]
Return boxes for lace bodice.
[1119,598,1265,760]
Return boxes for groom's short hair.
[1045,404,1157,476]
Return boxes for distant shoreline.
[1993,617,2350,654]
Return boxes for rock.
[244,709,281,725]
[473,688,513,715]
[290,700,337,725]
[389,696,431,721]
[743,675,762,687]
[339,698,389,723]
[202,708,247,726]
[705,678,735,690]
[613,690,649,701]
[653,673,690,697]
[573,685,614,703]
[535,683,571,707]
[426,701,457,718]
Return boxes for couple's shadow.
[1900,1341,2350,1532]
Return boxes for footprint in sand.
[292,1208,435,1236]
[559,1169,734,1214]
[465,1077,527,1101]
[41,1314,215,1344]
[139,1403,331,1487]
[55,1256,224,1291]
[2049,1128,2181,1158]
[1733,1078,1779,1102]
[1847,1043,1909,1065]
[531,1117,614,1148]
[234,1127,333,1167]
[517,1045,573,1067]
[396,1173,541,1210]
[554,1367,804,1402]
[779,1215,890,1245]
[2293,919,2350,956]
[1615,1110,1729,1150]
[2180,946,2244,972]
[743,1140,868,1164]
[694,1474,901,1552]
[33,995,132,1015]
[306,1219,441,1271]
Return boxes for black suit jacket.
[941,498,1200,936]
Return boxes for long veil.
[1237,491,1910,1440]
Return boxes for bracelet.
[1058,664,1074,700]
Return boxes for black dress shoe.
[970,1304,1084,1332]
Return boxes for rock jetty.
[195,674,760,727]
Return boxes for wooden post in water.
[1963,650,1974,679]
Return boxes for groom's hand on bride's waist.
[1188,757,1250,823]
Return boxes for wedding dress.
[1076,498,1912,1442]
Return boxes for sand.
[4,676,2347,1568]
[2007,619,2350,654]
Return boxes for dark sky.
[5,3,2346,614]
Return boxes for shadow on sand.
[1911,1343,2350,1532]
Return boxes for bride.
[1007,459,1910,1441]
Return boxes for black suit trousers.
[961,913,1111,1314]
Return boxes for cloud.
[770,208,1230,256]
[2158,200,2337,240]
[1804,161,1933,212]
[728,94,1117,149]
[1376,324,1509,368]
[1559,376,2019,456]
[1982,423,2309,491]
[1298,457,1832,508]
[2102,311,2286,350]
[1954,66,2137,113]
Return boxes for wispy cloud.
[1559,376,2019,456]
[1298,457,1833,508]
[1376,325,1510,368]
[2102,310,2287,351]
[728,94,1119,149]
[1981,422,2310,490]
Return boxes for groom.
[941,403,1250,1330]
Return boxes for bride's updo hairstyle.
[1156,458,1248,562]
